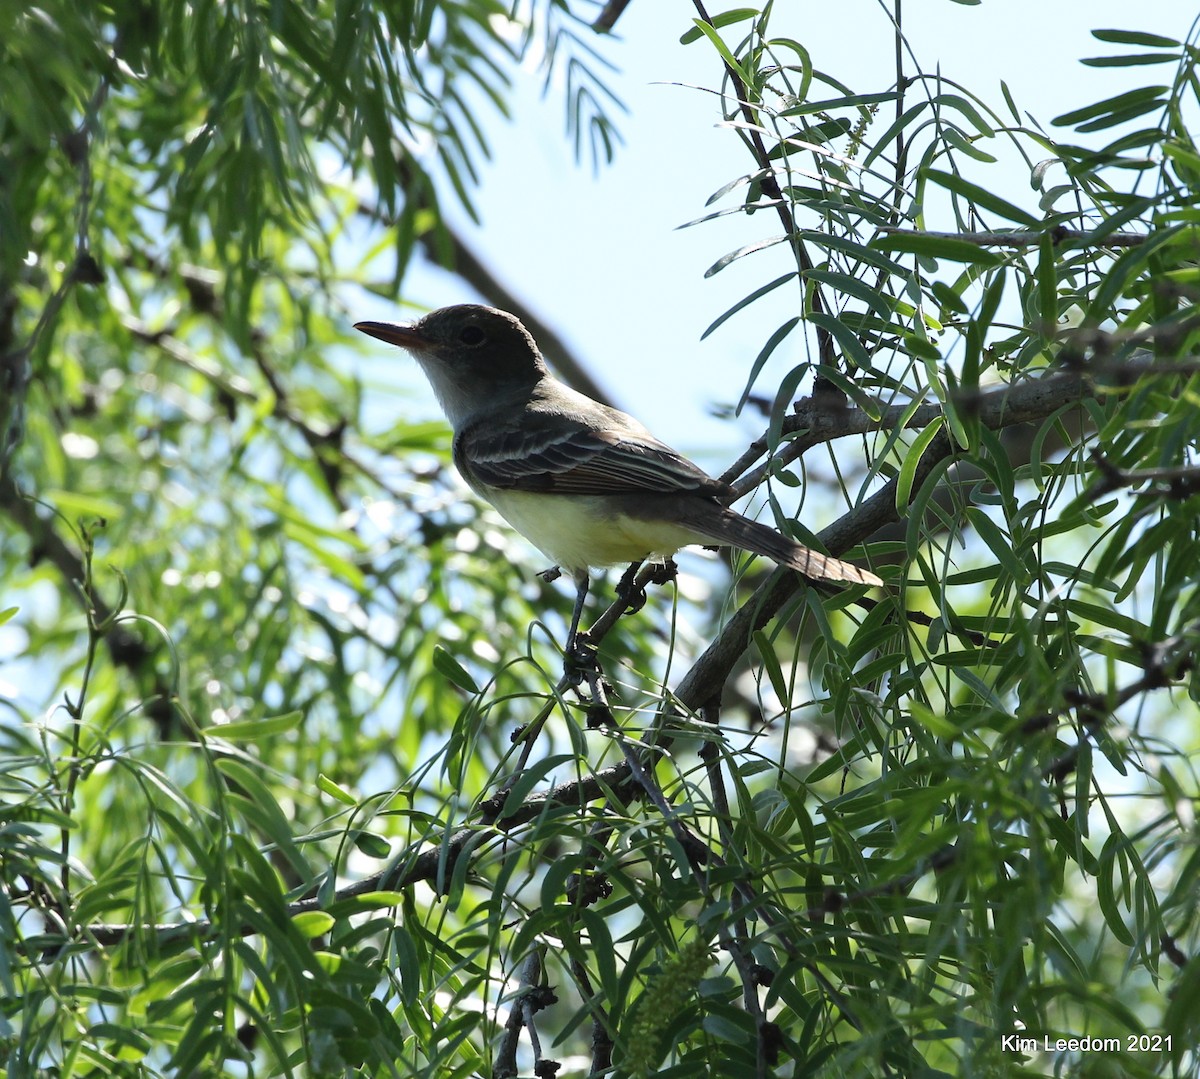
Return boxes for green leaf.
[1075,97,1169,133]
[679,8,759,45]
[1090,29,1181,48]
[685,19,755,90]
[705,235,790,277]
[896,417,943,511]
[908,700,959,739]
[1097,835,1135,946]
[964,507,1026,584]
[292,911,336,939]
[43,488,125,521]
[353,831,391,858]
[497,754,577,821]
[700,273,797,340]
[924,168,1039,226]
[779,91,897,117]
[1036,232,1057,331]
[942,125,997,163]
[873,232,1004,267]
[931,280,969,315]
[432,645,480,694]
[933,93,996,138]
[1053,85,1167,128]
[212,710,304,741]
[738,318,799,414]
[1081,54,1180,68]
[804,268,899,321]
[317,774,357,806]
[804,311,873,377]
[753,630,790,708]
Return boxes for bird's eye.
[459,326,486,347]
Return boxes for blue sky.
[354,1,1191,469]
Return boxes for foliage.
[2,2,1200,1078]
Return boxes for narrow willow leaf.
[1077,98,1169,133]
[896,417,943,512]
[1053,85,1167,127]
[805,268,899,321]
[317,774,357,806]
[1036,232,1057,331]
[701,273,797,339]
[686,19,755,89]
[1092,28,1180,47]
[874,232,1004,267]
[679,8,759,45]
[213,711,304,741]
[779,91,897,117]
[753,629,791,708]
[704,169,766,207]
[432,645,479,694]
[1081,54,1180,68]
[931,280,969,315]
[933,93,996,138]
[925,168,1039,226]
[737,317,799,414]
[943,125,997,163]
[704,235,790,277]
[1097,835,1136,946]
[1000,80,1020,125]
[292,911,335,939]
[804,311,874,378]
[964,507,1026,584]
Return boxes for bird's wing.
[456,411,731,498]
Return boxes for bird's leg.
[615,558,677,617]
[614,561,646,614]
[564,570,599,682]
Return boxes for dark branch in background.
[1087,450,1200,501]
[592,0,633,33]
[116,257,351,513]
[1043,626,1199,785]
[0,477,165,691]
[494,949,555,1079]
[690,1,840,383]
[1,77,109,482]
[724,342,1161,500]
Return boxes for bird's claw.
[564,632,600,686]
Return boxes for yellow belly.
[483,489,701,572]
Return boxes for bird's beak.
[354,320,430,350]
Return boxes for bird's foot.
[538,564,563,584]
[563,632,616,718]
[647,558,678,588]
[616,558,677,615]
[614,562,646,615]
[564,631,600,686]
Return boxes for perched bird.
[355,304,880,656]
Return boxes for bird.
[355,304,881,659]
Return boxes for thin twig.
[691,0,839,377]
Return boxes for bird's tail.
[681,505,882,587]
